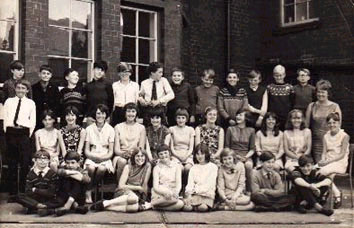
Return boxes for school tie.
[13,98,22,126]
[151,80,157,101]
[39,171,43,178]
[266,172,271,180]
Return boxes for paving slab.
[162,211,340,225]
[0,203,162,224]
[0,203,342,225]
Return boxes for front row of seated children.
[16,145,335,216]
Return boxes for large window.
[0,0,19,84]
[281,0,318,26]
[48,0,94,83]
[121,6,158,83]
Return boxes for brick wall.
[96,0,121,82]
[22,0,48,84]
[229,0,261,86]
[181,0,227,87]
[163,0,183,78]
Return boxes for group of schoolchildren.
[2,59,350,217]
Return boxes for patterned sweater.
[267,83,294,119]
[218,86,248,121]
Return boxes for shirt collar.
[261,169,273,177]
[33,166,50,176]
[250,86,258,91]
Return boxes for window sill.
[273,18,321,35]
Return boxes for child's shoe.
[37,208,55,217]
[75,205,89,214]
[319,208,334,216]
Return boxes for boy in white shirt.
[138,62,174,126]
[4,79,36,194]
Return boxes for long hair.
[193,143,211,164]
[260,112,280,137]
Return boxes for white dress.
[84,123,115,173]
[319,129,349,176]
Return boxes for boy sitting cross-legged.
[251,151,296,212]
[14,150,63,215]
[290,155,333,216]
[54,152,91,216]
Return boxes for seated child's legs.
[113,156,128,181]
[244,159,253,191]
[95,165,107,182]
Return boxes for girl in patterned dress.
[60,106,86,161]
[195,107,224,165]
[284,109,312,172]
[35,109,67,172]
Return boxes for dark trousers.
[291,185,329,207]
[16,193,64,209]
[5,127,32,194]
[111,107,125,127]
[251,192,296,209]
[59,178,86,206]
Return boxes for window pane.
[284,5,294,23]
[296,0,308,3]
[48,26,69,56]
[72,30,89,58]
[0,53,13,83]
[72,0,92,30]
[0,21,15,51]
[121,37,136,63]
[139,12,154,38]
[121,8,136,36]
[0,0,16,21]
[309,0,315,19]
[72,59,89,82]
[139,39,155,64]
[138,65,148,84]
[48,0,70,27]
[48,58,69,85]
[296,3,307,21]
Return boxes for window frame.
[0,0,20,86]
[47,0,95,82]
[120,5,158,83]
[280,0,319,27]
